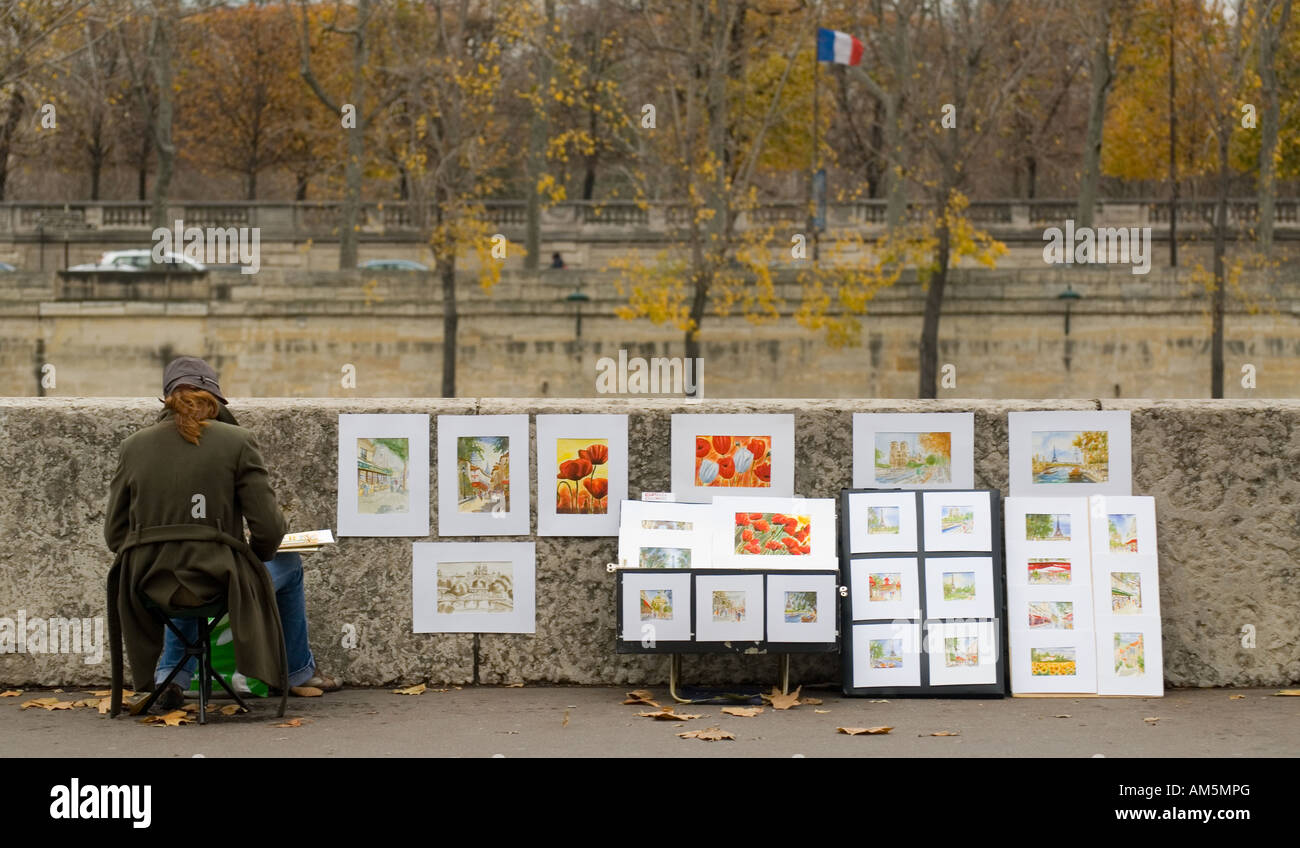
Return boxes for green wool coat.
[105,404,288,715]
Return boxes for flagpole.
[811,10,820,264]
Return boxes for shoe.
[155,683,185,711]
[297,671,341,693]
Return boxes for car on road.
[359,259,428,271]
[68,249,206,272]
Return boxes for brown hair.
[164,386,220,445]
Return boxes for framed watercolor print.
[923,556,995,620]
[846,491,919,554]
[411,542,535,634]
[437,414,529,536]
[849,557,921,621]
[616,501,712,570]
[1089,495,1162,696]
[536,414,628,537]
[765,573,837,644]
[693,573,765,642]
[927,620,999,687]
[1095,618,1164,697]
[670,413,795,502]
[850,622,922,689]
[921,490,993,552]
[1007,411,1132,498]
[852,413,975,489]
[337,413,430,537]
[709,496,838,570]
[619,571,692,643]
[1010,629,1098,695]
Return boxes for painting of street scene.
[640,589,673,621]
[638,546,691,569]
[1031,647,1077,676]
[870,638,903,669]
[869,572,902,602]
[1108,513,1139,553]
[1031,430,1108,484]
[357,437,410,515]
[1028,600,1074,629]
[1025,512,1070,541]
[642,520,692,531]
[784,591,818,623]
[457,436,509,513]
[555,438,609,514]
[1028,557,1071,584]
[867,506,899,535]
[942,571,976,601]
[712,590,747,622]
[1115,632,1145,676]
[941,505,975,535]
[874,431,951,486]
[944,636,979,667]
[1111,572,1142,613]
[695,435,771,488]
[734,512,810,556]
[436,561,513,615]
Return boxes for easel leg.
[668,653,690,704]
[779,654,791,696]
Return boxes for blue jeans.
[154,552,317,690]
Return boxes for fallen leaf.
[762,685,802,710]
[97,699,112,715]
[505,682,525,688]
[1143,716,1161,724]
[180,703,199,713]
[677,726,735,741]
[622,689,660,707]
[720,706,763,717]
[140,710,194,727]
[1228,694,1245,700]
[88,690,115,697]
[272,717,312,728]
[639,706,702,721]
[290,686,323,697]
[1054,714,1072,718]
[815,709,830,714]
[221,704,244,716]
[1276,690,1300,697]
[393,684,426,696]
[20,697,60,710]
[0,690,21,697]
[931,731,960,737]
[868,699,889,704]
[71,699,99,708]
[562,709,570,727]
[838,726,893,736]
[800,697,823,705]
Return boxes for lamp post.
[1058,283,1082,373]
[565,286,591,339]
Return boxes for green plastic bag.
[185,615,269,698]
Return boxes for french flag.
[816,27,864,66]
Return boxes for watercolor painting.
[870,638,904,669]
[1111,572,1142,613]
[869,572,902,602]
[640,589,673,621]
[1028,600,1074,629]
[357,437,410,515]
[944,636,979,667]
[554,438,609,515]
[1031,647,1077,676]
[457,436,509,514]
[942,571,976,601]
[1030,430,1109,484]
[642,519,692,531]
[733,512,811,556]
[1115,632,1145,676]
[1108,513,1139,553]
[784,591,818,624]
[1028,557,1071,584]
[695,435,771,488]
[1025,513,1071,541]
[873,431,952,485]
[867,506,900,535]
[940,505,975,535]
[712,590,747,622]
[436,561,513,614]
[638,546,691,569]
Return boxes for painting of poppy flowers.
[695,435,771,488]
[733,511,811,556]
[555,438,609,515]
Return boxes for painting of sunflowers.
[555,438,609,514]
[733,512,811,556]
[696,435,771,488]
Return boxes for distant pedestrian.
[550,252,566,269]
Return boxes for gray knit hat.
[162,356,228,404]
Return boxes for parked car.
[358,259,428,271]
[68,249,206,272]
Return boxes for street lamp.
[564,285,591,338]
[1058,283,1083,373]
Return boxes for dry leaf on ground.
[1143,716,1161,724]
[71,699,99,708]
[762,685,802,710]
[97,699,112,715]
[272,717,312,728]
[838,726,893,736]
[815,709,830,714]
[720,706,763,717]
[931,731,960,737]
[800,697,823,705]
[1228,694,1246,700]
[562,709,570,728]
[140,710,193,727]
[505,682,525,688]
[622,690,660,707]
[1,690,21,697]
[639,706,702,721]
[393,684,426,696]
[20,697,60,710]
[1275,690,1300,697]
[677,726,735,741]
[1054,714,1072,718]
[290,686,323,697]
[180,703,199,713]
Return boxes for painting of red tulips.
[695,435,771,488]
[733,511,811,556]
[555,438,609,514]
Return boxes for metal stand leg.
[779,654,791,695]
[667,654,691,704]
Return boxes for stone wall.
[1,397,1296,689]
